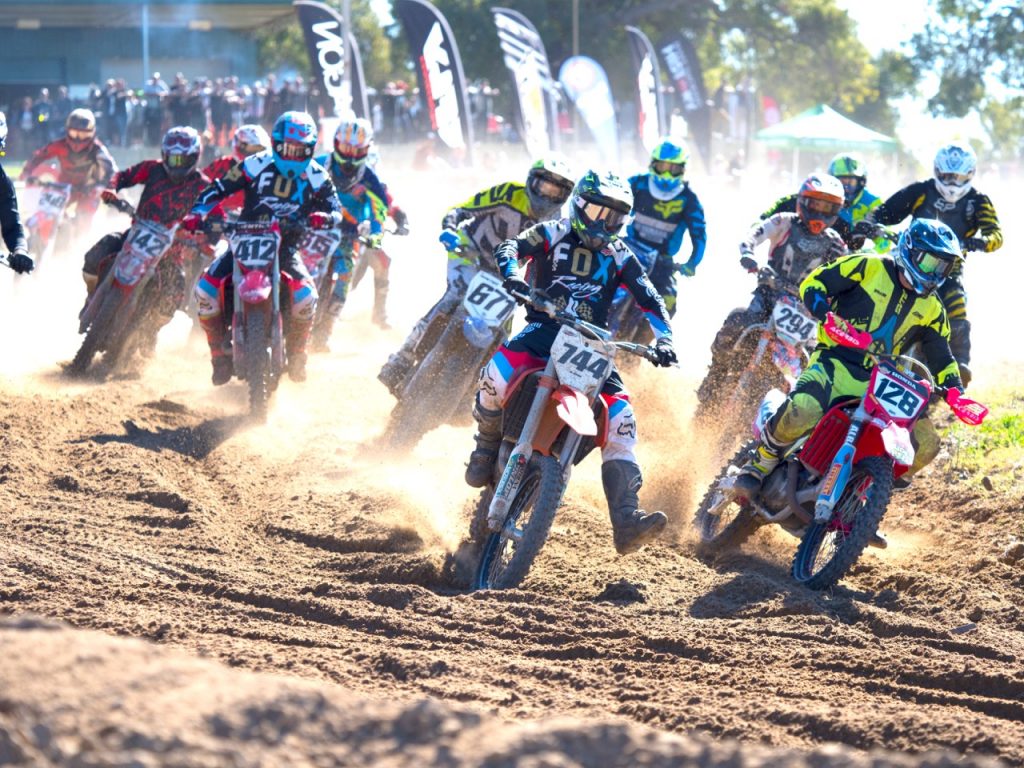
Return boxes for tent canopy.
[756,104,898,153]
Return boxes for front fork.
[813,402,867,523]
[487,361,556,531]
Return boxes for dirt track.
[0,335,1022,765]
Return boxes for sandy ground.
[0,161,1020,766]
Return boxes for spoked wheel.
[791,456,893,590]
[244,311,271,421]
[69,292,119,376]
[693,440,762,557]
[474,455,563,590]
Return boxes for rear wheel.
[692,440,763,557]
[791,456,893,590]
[475,454,563,590]
[245,310,271,421]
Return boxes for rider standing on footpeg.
[466,170,678,556]
[183,111,344,385]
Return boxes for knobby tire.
[245,310,271,421]
[693,440,762,557]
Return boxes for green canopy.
[756,104,898,153]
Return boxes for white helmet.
[233,124,270,160]
[933,142,976,204]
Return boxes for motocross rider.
[860,142,1002,387]
[697,173,848,404]
[322,117,409,329]
[0,112,33,274]
[467,170,678,556]
[21,109,117,237]
[82,126,209,322]
[202,124,271,223]
[377,156,575,396]
[312,117,388,350]
[183,111,344,385]
[734,218,968,511]
[625,136,707,315]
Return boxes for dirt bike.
[298,225,345,341]
[381,262,516,450]
[693,313,988,591]
[695,260,818,456]
[220,220,294,420]
[69,197,186,376]
[23,180,71,266]
[607,237,659,352]
[472,290,660,590]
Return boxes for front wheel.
[244,310,271,420]
[69,290,120,375]
[475,454,563,590]
[791,455,893,590]
[692,440,762,557]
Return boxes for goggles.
[236,141,265,157]
[67,128,94,142]
[335,143,369,160]
[651,160,686,177]
[936,171,971,186]
[803,197,841,216]
[163,132,196,150]
[911,249,954,278]
[532,174,572,202]
[580,201,627,233]
[277,140,315,160]
[164,152,196,168]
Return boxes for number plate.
[771,295,818,345]
[463,271,516,325]
[114,219,175,286]
[230,230,280,267]
[298,229,342,278]
[869,363,929,420]
[38,186,70,214]
[550,325,614,398]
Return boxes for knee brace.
[602,394,638,465]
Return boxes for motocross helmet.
[827,152,867,207]
[161,126,201,181]
[271,110,318,179]
[0,111,6,154]
[333,117,373,187]
[65,108,96,153]
[570,170,633,251]
[525,155,575,219]
[648,137,689,199]
[796,173,844,235]
[894,218,960,296]
[233,123,270,161]
[933,142,976,204]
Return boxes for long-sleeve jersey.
[760,193,856,246]
[741,212,847,284]
[871,179,1002,253]
[626,173,707,270]
[800,254,961,389]
[442,180,537,257]
[190,151,342,255]
[317,154,386,237]
[22,138,117,190]
[0,164,26,254]
[201,155,246,214]
[109,160,208,225]
[495,219,672,339]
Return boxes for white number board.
[231,231,280,267]
[550,325,613,398]
[872,370,927,420]
[463,271,516,325]
[771,295,818,345]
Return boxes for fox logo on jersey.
[653,199,684,218]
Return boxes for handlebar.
[509,288,661,364]
[102,195,137,217]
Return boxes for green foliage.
[945,392,1024,491]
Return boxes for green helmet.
[827,152,867,205]
[526,155,575,219]
[570,170,633,251]
[649,136,689,196]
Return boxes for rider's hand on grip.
[677,262,696,277]
[852,220,884,239]
[439,229,460,252]
[824,312,872,349]
[8,250,34,274]
[100,189,119,205]
[653,337,677,367]
[962,236,986,253]
[740,255,758,273]
[502,276,530,304]
[945,387,988,426]
[309,212,332,230]
[181,213,203,233]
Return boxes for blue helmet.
[894,218,961,296]
[570,170,633,251]
[271,111,318,179]
[648,137,689,198]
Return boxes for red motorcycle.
[23,179,72,266]
[694,313,987,590]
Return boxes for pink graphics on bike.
[824,312,872,350]
[945,387,988,426]
[239,269,272,303]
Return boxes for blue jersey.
[317,153,385,236]
[626,173,707,271]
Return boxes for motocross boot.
[734,443,782,501]
[465,400,502,488]
[311,298,345,354]
[378,349,415,397]
[286,323,312,382]
[602,460,667,555]
[211,355,233,386]
[372,277,390,329]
